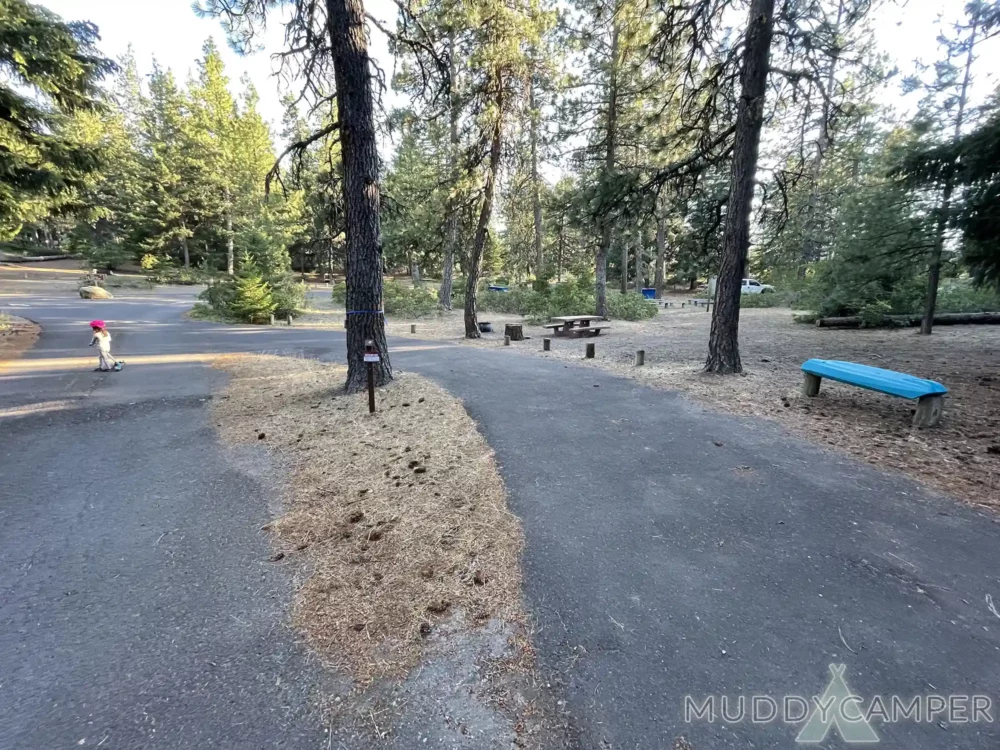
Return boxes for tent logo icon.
[797,664,880,744]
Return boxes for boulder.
[79,286,113,300]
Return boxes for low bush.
[606,291,657,320]
[477,279,657,322]
[331,282,347,305]
[935,281,1000,313]
[383,281,439,317]
[198,253,300,324]
[333,279,440,317]
[271,274,307,318]
[740,290,802,308]
[857,300,893,328]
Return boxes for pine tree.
[906,1,998,333]
[188,40,241,274]
[704,0,775,374]
[230,254,277,323]
[0,0,114,239]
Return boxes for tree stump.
[410,324,417,333]
[585,342,595,359]
[635,350,645,366]
[504,323,524,341]
[542,337,551,351]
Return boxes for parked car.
[741,278,774,294]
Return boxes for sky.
[41,0,1000,150]
[41,0,403,134]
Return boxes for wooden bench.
[800,359,948,428]
[570,325,608,337]
[542,322,608,337]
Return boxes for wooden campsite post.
[364,339,379,414]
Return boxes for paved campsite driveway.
[2,283,1000,749]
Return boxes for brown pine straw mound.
[213,355,525,685]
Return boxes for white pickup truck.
[741,278,774,294]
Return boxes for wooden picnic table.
[542,315,609,338]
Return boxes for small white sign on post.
[364,353,380,363]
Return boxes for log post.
[269,314,275,326]
[410,323,417,333]
[542,337,551,351]
[913,394,944,428]
[585,342,595,359]
[504,335,511,346]
[635,350,645,366]
[287,314,293,326]
[504,323,524,341]
[802,372,822,397]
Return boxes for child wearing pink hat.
[89,320,122,371]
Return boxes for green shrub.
[331,281,347,305]
[332,280,438,317]
[200,278,237,314]
[78,242,131,271]
[271,275,307,318]
[605,291,657,320]
[230,269,277,323]
[198,255,280,324]
[935,280,1000,313]
[383,281,439,317]
[739,290,805,308]
[858,300,892,328]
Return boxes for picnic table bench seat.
[800,358,948,427]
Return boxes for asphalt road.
[2,283,1000,749]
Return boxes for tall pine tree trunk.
[800,0,843,272]
[620,242,628,293]
[705,0,775,374]
[595,17,620,318]
[529,76,544,279]
[464,89,503,339]
[439,29,460,310]
[922,13,977,335]
[635,240,643,291]
[326,0,392,390]
[556,212,565,282]
[654,210,666,297]
[224,189,234,275]
[181,233,190,269]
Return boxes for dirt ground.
[0,315,40,365]
[299,297,1000,510]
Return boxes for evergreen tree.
[0,0,114,239]
[905,0,999,333]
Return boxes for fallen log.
[0,253,81,263]
[816,312,1000,328]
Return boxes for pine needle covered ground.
[212,355,526,686]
